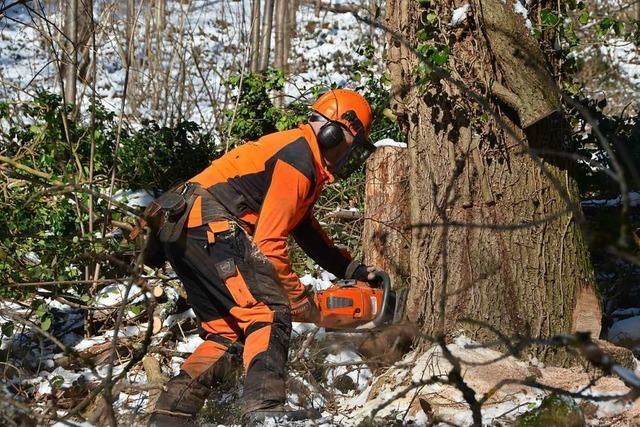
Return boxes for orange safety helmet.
[310,89,377,179]
[311,89,373,137]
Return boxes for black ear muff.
[317,121,345,149]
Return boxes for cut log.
[143,355,167,413]
[571,283,602,338]
[152,287,180,335]
[362,146,411,289]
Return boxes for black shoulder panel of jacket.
[266,137,317,189]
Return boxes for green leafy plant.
[223,69,309,142]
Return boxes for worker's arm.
[253,159,312,302]
[291,214,353,279]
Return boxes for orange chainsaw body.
[314,281,384,329]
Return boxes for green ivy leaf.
[578,10,589,25]
[599,17,613,32]
[426,12,437,24]
[50,375,64,389]
[41,316,52,331]
[430,48,450,66]
[130,304,142,316]
[1,322,14,337]
[614,21,624,36]
[541,9,559,27]
[35,302,47,318]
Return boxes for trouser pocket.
[215,257,258,308]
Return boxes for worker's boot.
[242,406,322,426]
[148,371,211,426]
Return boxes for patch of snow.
[300,270,334,291]
[450,4,470,27]
[374,138,407,148]
[292,322,318,336]
[513,0,533,31]
[170,356,186,376]
[22,251,41,266]
[51,421,94,427]
[94,283,144,307]
[582,191,640,207]
[164,308,196,329]
[325,349,372,393]
[74,335,108,352]
[600,39,640,86]
[607,315,640,345]
[176,333,203,353]
[114,189,156,208]
[612,307,640,319]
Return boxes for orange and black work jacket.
[186,124,352,303]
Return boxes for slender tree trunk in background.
[63,0,78,106]
[274,0,283,71]
[285,0,296,74]
[76,0,93,84]
[363,147,411,289]
[259,0,275,71]
[156,0,166,31]
[125,0,137,114]
[250,0,261,72]
[386,0,600,365]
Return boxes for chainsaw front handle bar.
[356,270,391,330]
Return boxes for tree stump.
[362,146,411,289]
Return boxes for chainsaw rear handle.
[356,270,391,330]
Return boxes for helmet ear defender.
[311,110,363,150]
[317,121,345,149]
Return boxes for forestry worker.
[146,89,380,426]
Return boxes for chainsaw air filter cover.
[315,281,384,329]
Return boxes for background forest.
[0,0,639,426]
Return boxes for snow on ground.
[600,38,640,87]
[608,315,640,349]
[450,4,470,27]
[513,0,533,31]
[113,189,156,208]
[582,191,640,207]
[324,334,639,426]
[375,138,407,148]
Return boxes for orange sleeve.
[253,159,312,302]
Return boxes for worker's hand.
[290,287,320,324]
[346,261,381,285]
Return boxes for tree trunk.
[285,0,296,74]
[259,0,275,72]
[63,0,78,106]
[363,146,411,289]
[385,0,600,365]
[250,0,261,73]
[76,0,93,84]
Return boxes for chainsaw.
[312,271,407,330]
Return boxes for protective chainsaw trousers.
[162,223,292,414]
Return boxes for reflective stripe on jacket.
[187,124,351,301]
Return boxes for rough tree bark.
[363,146,411,289]
[385,0,601,365]
[259,0,275,71]
[250,0,261,73]
[63,0,78,106]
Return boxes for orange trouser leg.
[182,316,242,380]
[231,303,292,413]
